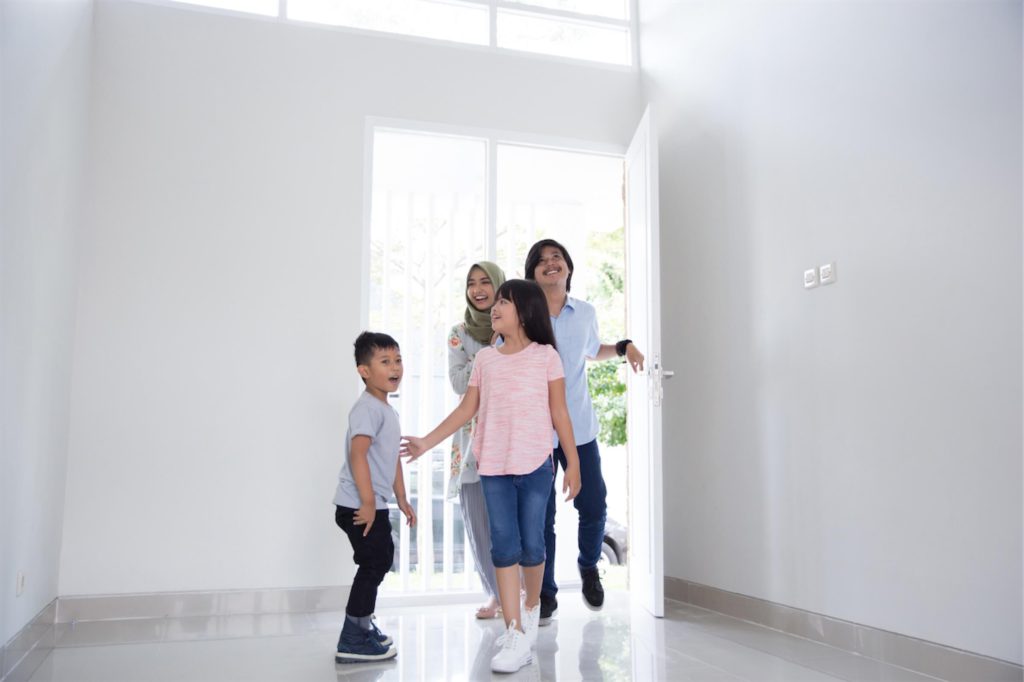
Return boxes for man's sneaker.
[538,593,557,626]
[522,603,540,648]
[580,566,604,611]
[367,616,393,647]
[491,620,532,673]
[335,617,397,664]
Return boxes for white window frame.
[129,0,639,69]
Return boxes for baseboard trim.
[1,600,57,682]
[54,585,491,624]
[55,586,352,623]
[665,577,1022,682]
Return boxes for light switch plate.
[804,268,819,289]
[820,262,836,285]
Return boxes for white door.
[625,105,666,618]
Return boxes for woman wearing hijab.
[447,260,507,618]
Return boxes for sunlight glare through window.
[171,0,278,16]
[288,0,489,45]
[506,0,628,21]
[371,130,486,591]
[497,10,631,65]
[496,144,623,298]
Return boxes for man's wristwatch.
[615,339,632,357]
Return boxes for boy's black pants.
[335,506,394,617]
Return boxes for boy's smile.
[359,347,403,400]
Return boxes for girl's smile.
[490,297,519,336]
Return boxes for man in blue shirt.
[525,239,645,624]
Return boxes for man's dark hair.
[354,331,399,367]
[524,238,574,292]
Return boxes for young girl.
[403,279,581,674]
[447,261,506,620]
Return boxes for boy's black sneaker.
[580,566,604,611]
[539,593,558,626]
[336,617,397,664]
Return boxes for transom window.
[155,0,633,66]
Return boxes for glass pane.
[172,0,278,16]
[496,145,623,303]
[370,130,486,590]
[430,451,443,572]
[506,0,628,21]
[288,0,489,46]
[495,143,628,591]
[497,10,631,65]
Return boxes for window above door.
[149,0,634,66]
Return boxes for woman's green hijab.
[463,261,506,345]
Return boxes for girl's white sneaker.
[491,620,532,673]
[522,603,540,648]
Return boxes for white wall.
[59,0,639,597]
[0,0,94,644]
[640,0,1022,664]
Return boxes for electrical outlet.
[820,262,837,285]
[804,268,819,289]
[16,571,25,597]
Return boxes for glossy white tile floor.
[27,591,943,682]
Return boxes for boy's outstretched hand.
[354,502,376,537]
[400,436,427,462]
[397,497,416,527]
[563,464,582,502]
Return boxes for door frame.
[359,116,666,597]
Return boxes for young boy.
[334,331,416,664]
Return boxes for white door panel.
[625,105,665,618]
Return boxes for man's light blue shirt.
[551,296,601,446]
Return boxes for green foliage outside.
[590,359,627,446]
[586,229,628,447]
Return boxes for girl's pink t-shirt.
[468,342,565,476]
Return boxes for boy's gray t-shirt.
[333,391,401,510]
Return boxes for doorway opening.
[363,121,630,596]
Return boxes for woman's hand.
[400,436,427,462]
[562,464,582,502]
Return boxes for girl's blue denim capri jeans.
[480,459,553,568]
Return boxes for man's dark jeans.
[541,439,607,597]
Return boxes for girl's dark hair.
[495,279,557,349]
[524,238,574,292]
